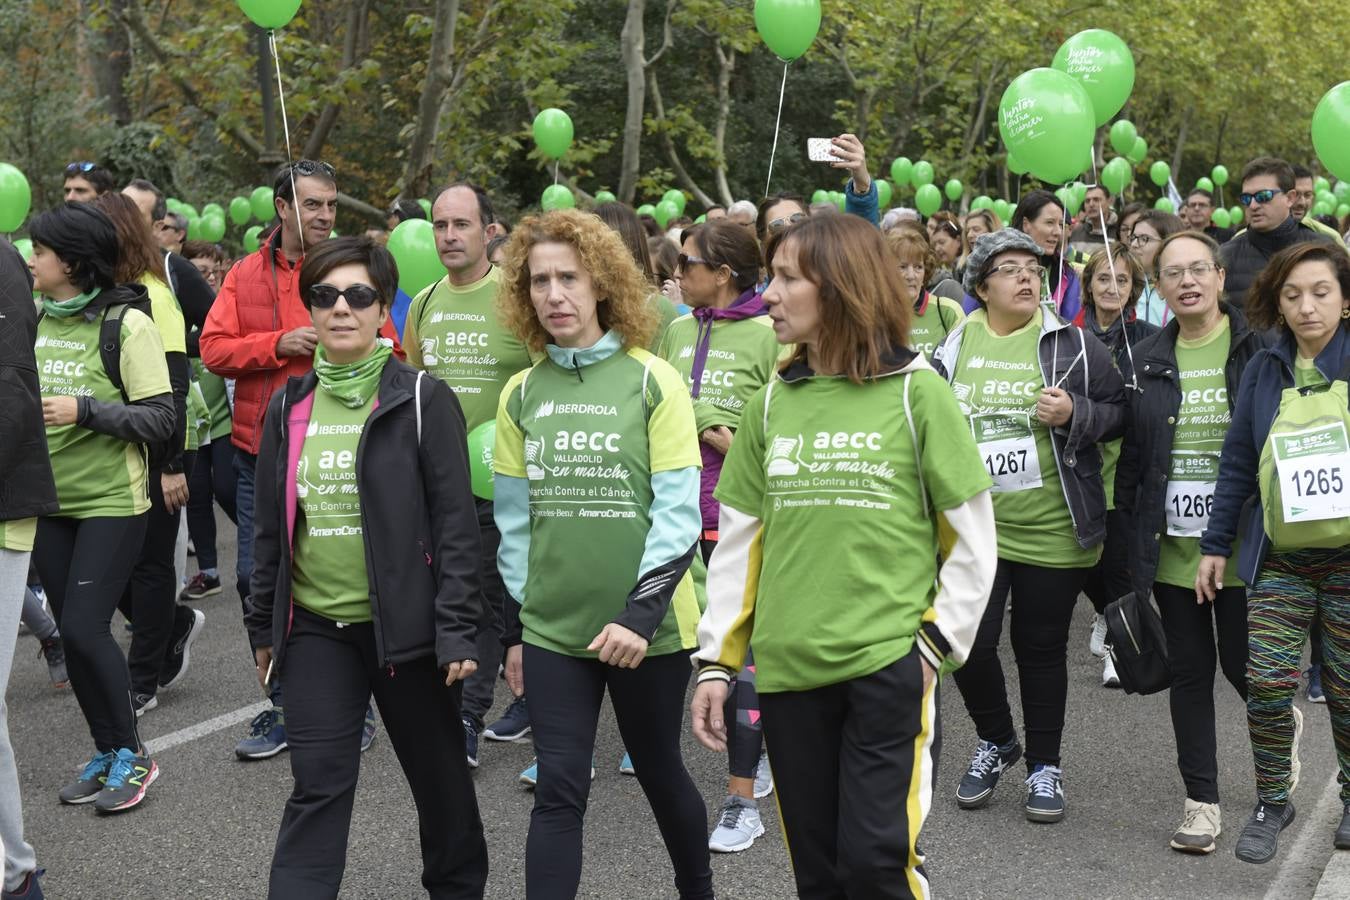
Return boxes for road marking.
[1265,768,1344,900]
[144,701,270,755]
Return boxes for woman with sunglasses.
[660,220,779,853]
[886,225,966,360]
[1198,242,1350,864]
[247,236,488,897]
[935,228,1126,825]
[1128,210,1186,327]
[1074,243,1157,687]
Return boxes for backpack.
[1104,592,1171,695]
[100,301,179,471]
[1257,361,1350,551]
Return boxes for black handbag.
[1104,592,1172,695]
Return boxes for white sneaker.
[1089,613,1108,658]
[1102,654,1121,688]
[1290,706,1304,795]
[1170,798,1221,854]
[708,796,764,852]
[752,751,774,799]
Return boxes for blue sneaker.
[1,867,45,899]
[1307,666,1326,704]
[94,748,159,813]
[236,707,288,760]
[361,704,377,753]
[59,751,115,804]
[484,695,530,741]
[519,758,595,789]
[463,716,479,769]
[1024,764,1066,823]
[619,751,636,776]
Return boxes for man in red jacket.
[201,160,403,760]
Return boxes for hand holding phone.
[807,138,841,163]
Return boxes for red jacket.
[200,228,404,454]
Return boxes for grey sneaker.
[752,751,774,799]
[93,748,159,813]
[1024,764,1066,823]
[1170,799,1221,854]
[708,795,764,853]
[59,751,115,804]
[956,739,1022,809]
[1235,801,1296,864]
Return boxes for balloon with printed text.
[998,68,1095,185]
[1051,29,1135,126]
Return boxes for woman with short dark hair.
[247,236,488,897]
[1006,190,1082,321]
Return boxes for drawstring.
[571,355,584,382]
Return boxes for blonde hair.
[497,209,658,351]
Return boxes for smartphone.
[807,138,841,163]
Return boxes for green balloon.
[1339,204,1350,220]
[165,197,181,212]
[914,184,942,217]
[0,163,31,232]
[1072,181,1087,205]
[418,199,432,217]
[243,225,263,253]
[1313,201,1334,217]
[1056,187,1081,218]
[12,237,31,261]
[249,187,274,223]
[661,189,687,214]
[695,214,707,224]
[810,189,828,205]
[753,0,822,61]
[944,179,963,202]
[228,196,252,226]
[998,67,1095,184]
[387,219,443,297]
[912,161,935,187]
[466,420,496,500]
[654,199,679,227]
[1211,165,1229,187]
[1335,181,1350,202]
[890,157,913,186]
[186,217,204,241]
[993,199,1013,222]
[1007,151,1030,176]
[1229,206,1244,226]
[532,108,574,160]
[833,191,845,212]
[1154,197,1175,213]
[1318,189,1338,209]
[198,214,226,243]
[1108,120,1137,156]
[541,184,575,211]
[1312,83,1350,181]
[970,195,991,211]
[179,203,199,221]
[636,204,656,218]
[1051,29,1136,126]
[1315,176,1331,194]
[236,0,300,29]
[875,179,892,208]
[1128,136,1147,165]
[594,190,617,205]
[1210,209,1231,229]
[201,202,224,220]
[1194,177,1213,193]
[1149,161,1171,187]
[1100,157,1131,194]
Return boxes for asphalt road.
[8,513,1347,899]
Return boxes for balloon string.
[269,29,303,255]
[764,61,790,198]
[554,161,559,187]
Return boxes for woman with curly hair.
[492,209,713,899]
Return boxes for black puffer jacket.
[0,241,57,521]
[1115,303,1267,599]
[1218,217,1333,310]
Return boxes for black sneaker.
[463,716,480,769]
[58,751,115,804]
[956,739,1022,809]
[132,692,158,718]
[179,572,222,602]
[484,694,530,741]
[1336,803,1350,850]
[159,607,205,690]
[1,867,45,899]
[1235,800,1296,864]
[1024,764,1066,823]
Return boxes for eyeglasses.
[1128,233,1158,247]
[677,253,738,278]
[1184,201,1212,211]
[307,283,381,309]
[64,162,98,175]
[1159,262,1220,283]
[1238,189,1283,207]
[289,160,336,178]
[989,263,1045,280]
[767,212,806,234]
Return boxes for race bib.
[971,411,1043,493]
[1273,422,1350,524]
[1165,451,1218,537]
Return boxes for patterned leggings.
[1247,547,1350,803]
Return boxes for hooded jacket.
[0,241,58,521]
[1218,216,1335,310]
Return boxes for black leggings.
[33,515,148,752]
[523,644,712,900]
[1082,508,1131,615]
[187,438,238,572]
[952,559,1092,767]
[116,468,186,698]
[702,538,762,780]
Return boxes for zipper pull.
[387,663,396,678]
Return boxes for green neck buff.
[313,341,392,408]
[42,287,102,319]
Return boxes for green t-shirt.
[949,312,1097,568]
[649,293,679,351]
[656,313,783,432]
[1296,355,1330,390]
[404,268,534,432]
[715,368,991,692]
[291,389,374,623]
[36,307,171,518]
[909,293,967,361]
[1102,438,1122,510]
[192,358,233,441]
[185,379,210,452]
[494,347,702,657]
[0,518,36,552]
[142,274,186,356]
[1156,317,1244,588]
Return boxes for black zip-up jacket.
[1114,303,1267,599]
[245,358,485,677]
[0,241,58,521]
[1218,217,1333,310]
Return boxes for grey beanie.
[962,228,1044,297]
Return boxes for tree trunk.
[400,0,461,200]
[648,71,715,208]
[617,0,647,204]
[93,0,133,124]
[712,43,735,206]
[256,26,281,172]
[303,0,369,161]
[1170,102,1193,178]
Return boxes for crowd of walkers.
[2,142,1350,899]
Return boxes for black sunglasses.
[290,160,336,178]
[64,161,98,175]
[308,283,381,310]
[1239,188,1283,207]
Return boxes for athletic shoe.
[1335,802,1350,850]
[619,752,636,775]
[94,748,158,813]
[484,695,530,741]
[158,608,205,690]
[956,739,1022,809]
[753,751,774,799]
[1170,798,1221,854]
[58,751,115,805]
[1234,800,1296,864]
[518,758,595,789]
[708,795,764,853]
[132,692,158,718]
[179,572,221,602]
[1089,613,1108,658]
[463,716,479,769]
[1307,666,1327,704]
[361,704,378,753]
[37,635,68,688]
[235,708,288,760]
[1,868,45,899]
[1024,764,1066,823]
[1290,706,1303,795]
[1102,654,1121,688]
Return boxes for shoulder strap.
[99,303,130,398]
[414,370,425,443]
[163,251,177,295]
[936,295,953,335]
[902,373,929,513]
